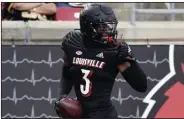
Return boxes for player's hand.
[118,56,135,72]
[54,95,68,117]
[124,56,135,61]
[120,56,135,63]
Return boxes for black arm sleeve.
[57,62,74,97]
[57,33,74,98]
[121,61,147,92]
[118,42,147,92]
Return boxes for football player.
[54,4,147,118]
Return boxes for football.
[58,97,82,118]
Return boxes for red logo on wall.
[155,82,184,118]
[142,45,184,118]
[56,8,82,21]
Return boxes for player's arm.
[55,33,74,117]
[118,42,147,92]
[55,54,74,117]
[57,54,73,98]
[57,32,74,98]
[12,3,44,11]
[30,3,56,15]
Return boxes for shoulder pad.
[61,30,85,53]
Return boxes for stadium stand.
[2,3,184,45]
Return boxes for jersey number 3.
[80,69,93,97]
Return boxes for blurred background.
[1,2,184,118]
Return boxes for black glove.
[118,42,136,64]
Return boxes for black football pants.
[82,105,118,118]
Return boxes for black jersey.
[61,30,133,111]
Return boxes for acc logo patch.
[76,51,83,55]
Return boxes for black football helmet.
[79,4,118,45]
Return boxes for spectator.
[2,2,11,20]
[2,3,56,21]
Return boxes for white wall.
[2,21,184,45]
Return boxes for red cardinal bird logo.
[142,45,184,118]
[155,82,184,118]
[142,45,176,118]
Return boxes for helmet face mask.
[91,22,118,44]
[80,4,118,46]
